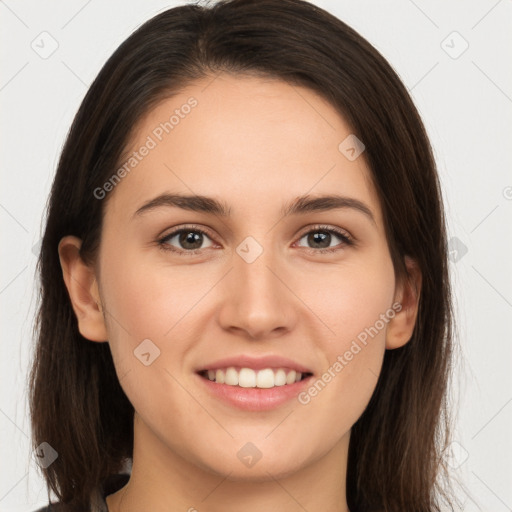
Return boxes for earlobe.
[385,256,422,350]
[58,235,108,342]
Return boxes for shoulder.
[32,506,67,512]
[31,503,87,512]
[31,473,130,512]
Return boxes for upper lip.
[197,355,313,374]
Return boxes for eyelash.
[157,224,354,256]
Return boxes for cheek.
[98,246,210,397]
[98,249,201,428]
[100,248,207,342]
[304,253,396,347]
[293,254,394,422]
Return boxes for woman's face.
[93,73,400,480]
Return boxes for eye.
[158,225,216,255]
[295,225,354,253]
[157,224,354,256]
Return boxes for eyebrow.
[133,193,376,224]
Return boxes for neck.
[106,413,351,512]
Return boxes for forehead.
[105,73,381,223]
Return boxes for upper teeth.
[206,367,303,388]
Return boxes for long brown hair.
[29,0,459,510]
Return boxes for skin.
[58,73,421,512]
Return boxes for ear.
[58,235,108,342]
[386,256,422,350]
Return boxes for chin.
[195,447,312,482]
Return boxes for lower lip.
[196,373,313,411]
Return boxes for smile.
[196,369,314,411]
[198,367,313,388]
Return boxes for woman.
[29,0,459,510]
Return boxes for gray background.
[1,0,511,510]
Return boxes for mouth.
[194,355,315,411]
[197,367,314,389]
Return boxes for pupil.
[309,231,330,248]
[180,231,202,249]
[176,231,332,251]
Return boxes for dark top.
[33,473,130,512]
[33,473,381,511]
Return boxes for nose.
[216,244,298,340]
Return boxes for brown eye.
[296,226,353,253]
[158,226,215,254]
